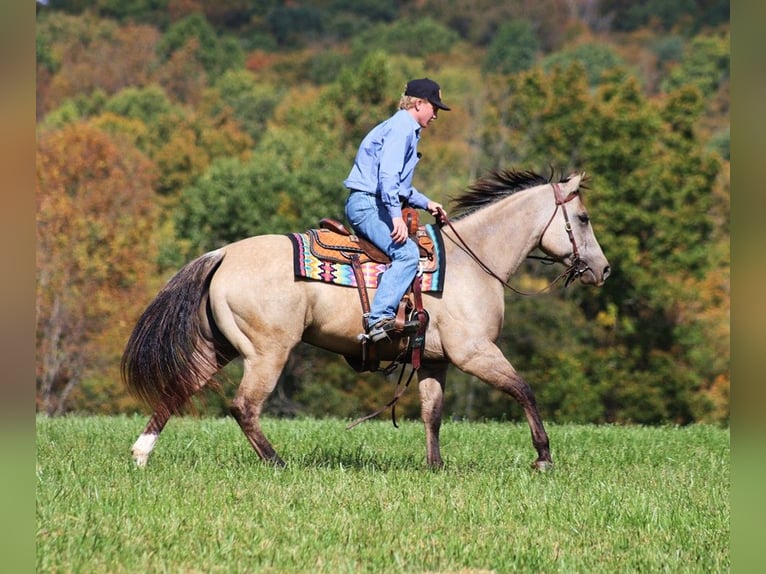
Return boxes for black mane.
[450,169,580,219]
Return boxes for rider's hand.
[427,201,447,223]
[390,217,408,243]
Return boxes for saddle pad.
[287,224,445,293]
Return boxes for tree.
[212,70,285,144]
[598,0,728,33]
[101,85,253,196]
[157,12,244,85]
[36,12,161,116]
[475,65,728,424]
[350,18,460,61]
[36,123,159,415]
[661,32,729,99]
[541,42,628,87]
[483,20,539,75]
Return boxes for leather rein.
[438,182,590,296]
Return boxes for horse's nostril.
[603,265,611,280]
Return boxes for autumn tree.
[36,123,159,415]
[36,12,161,117]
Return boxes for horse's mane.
[450,169,585,219]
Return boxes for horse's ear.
[562,172,583,193]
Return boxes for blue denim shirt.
[343,109,430,219]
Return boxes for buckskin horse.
[122,169,610,470]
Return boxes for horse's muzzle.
[567,258,610,287]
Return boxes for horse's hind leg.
[418,363,449,469]
[229,351,292,467]
[131,407,170,467]
[130,344,223,467]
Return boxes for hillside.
[36,0,729,425]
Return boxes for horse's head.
[538,173,611,286]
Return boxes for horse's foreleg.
[454,345,552,470]
[418,363,448,469]
[131,406,170,467]
[229,353,288,467]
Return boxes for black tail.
[121,250,225,413]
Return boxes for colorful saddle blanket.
[288,224,446,293]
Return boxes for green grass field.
[36,415,729,573]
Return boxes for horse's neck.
[447,188,546,281]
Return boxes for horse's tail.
[121,250,226,413]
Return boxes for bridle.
[438,182,590,296]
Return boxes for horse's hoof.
[131,433,157,468]
[132,449,149,468]
[268,455,287,468]
[532,459,554,472]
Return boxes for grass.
[36,415,729,573]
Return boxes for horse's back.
[207,235,304,349]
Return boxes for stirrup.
[366,318,396,343]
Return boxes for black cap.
[404,78,451,111]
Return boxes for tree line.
[36,1,729,424]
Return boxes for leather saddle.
[309,208,434,373]
[312,213,436,270]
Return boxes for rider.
[343,78,450,342]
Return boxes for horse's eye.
[578,213,590,224]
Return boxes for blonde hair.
[398,94,425,110]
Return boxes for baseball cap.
[404,78,451,111]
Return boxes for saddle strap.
[348,254,378,371]
[408,274,428,371]
[349,254,370,317]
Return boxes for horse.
[122,169,610,471]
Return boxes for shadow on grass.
[288,444,424,471]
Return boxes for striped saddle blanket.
[287,223,446,293]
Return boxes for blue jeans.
[345,191,419,326]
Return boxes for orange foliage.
[155,37,208,105]
[44,22,161,115]
[168,0,204,23]
[245,50,284,72]
[36,122,160,414]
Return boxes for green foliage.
[330,0,398,24]
[350,18,460,60]
[213,70,285,143]
[267,4,324,47]
[598,0,727,33]
[661,33,729,99]
[541,42,628,87]
[94,0,170,25]
[306,49,348,85]
[652,34,685,69]
[483,20,539,75]
[475,63,728,425]
[174,121,348,254]
[103,84,176,124]
[39,99,84,129]
[321,51,402,145]
[157,12,244,81]
[48,0,171,27]
[174,156,282,252]
[35,24,59,74]
[99,85,253,196]
[709,126,730,160]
